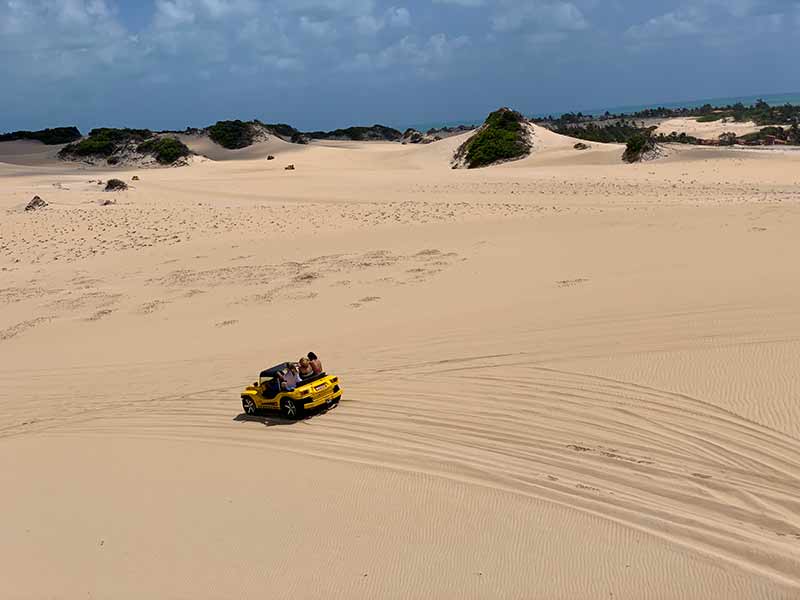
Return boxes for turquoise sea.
[404,91,800,132]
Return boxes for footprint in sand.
[350,296,381,309]
[556,278,590,288]
[138,300,169,314]
[86,309,114,322]
[0,316,53,340]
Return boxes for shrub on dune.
[137,137,190,164]
[622,132,663,163]
[208,120,255,149]
[59,128,152,160]
[455,108,530,169]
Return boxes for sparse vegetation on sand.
[59,128,191,166]
[456,108,530,169]
[60,128,152,158]
[622,133,662,163]
[0,126,81,145]
[137,137,190,165]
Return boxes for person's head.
[307,351,318,361]
[299,357,309,367]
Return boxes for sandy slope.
[2,131,800,599]
[0,139,70,167]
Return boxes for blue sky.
[1,0,799,132]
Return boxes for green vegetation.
[262,122,300,139]
[64,137,116,157]
[739,124,800,145]
[654,131,700,145]
[137,137,190,164]
[59,127,192,164]
[306,124,402,141]
[461,108,529,169]
[208,120,254,149]
[0,126,81,145]
[553,120,643,144]
[542,99,800,133]
[60,128,152,158]
[622,133,657,163]
[696,113,725,122]
[635,100,800,126]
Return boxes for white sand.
[2,128,800,599]
[655,117,765,139]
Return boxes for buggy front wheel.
[242,397,258,416]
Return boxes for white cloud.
[625,7,705,40]
[388,6,411,27]
[492,1,588,33]
[624,0,798,42]
[285,0,375,18]
[433,0,485,6]
[0,0,129,80]
[153,0,258,29]
[344,32,470,73]
[355,14,384,35]
[299,16,335,38]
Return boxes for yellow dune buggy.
[241,363,342,419]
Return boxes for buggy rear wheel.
[281,398,302,420]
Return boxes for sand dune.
[176,132,303,162]
[2,133,800,599]
[0,139,69,167]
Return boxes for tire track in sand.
[48,362,800,592]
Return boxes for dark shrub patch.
[104,179,128,191]
[305,125,402,141]
[264,122,300,139]
[696,114,725,123]
[553,120,643,144]
[622,133,657,163]
[138,137,190,164]
[0,126,81,145]
[63,138,116,157]
[88,127,152,142]
[208,120,254,149]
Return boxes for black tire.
[281,398,302,420]
[242,397,258,416]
